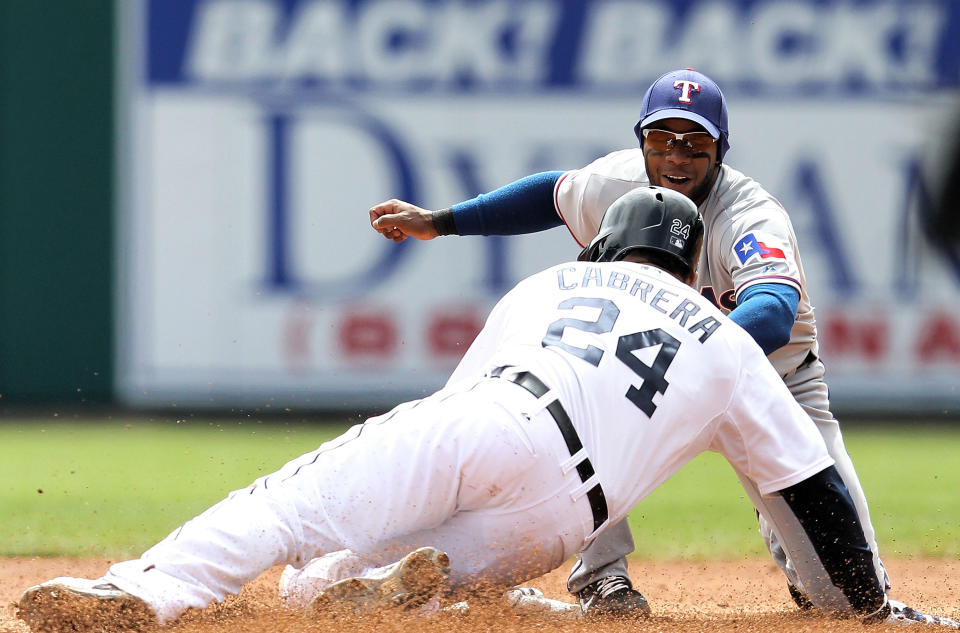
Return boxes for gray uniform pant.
[567,358,890,610]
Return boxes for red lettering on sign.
[821,314,887,361]
[915,312,960,363]
[339,312,397,357]
[428,310,483,357]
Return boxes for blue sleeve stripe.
[451,171,565,236]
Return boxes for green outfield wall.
[0,2,114,403]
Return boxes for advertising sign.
[118,0,960,411]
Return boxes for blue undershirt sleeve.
[728,283,800,355]
[450,171,565,235]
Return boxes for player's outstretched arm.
[370,171,565,242]
[369,199,440,242]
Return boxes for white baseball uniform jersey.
[551,149,887,602]
[447,260,833,517]
[102,261,832,623]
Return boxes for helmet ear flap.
[578,236,607,262]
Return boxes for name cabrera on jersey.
[447,261,833,525]
[554,149,818,377]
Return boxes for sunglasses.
[641,128,717,154]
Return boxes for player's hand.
[369,199,439,242]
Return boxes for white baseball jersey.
[448,260,832,522]
[553,150,817,377]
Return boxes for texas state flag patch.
[734,233,786,264]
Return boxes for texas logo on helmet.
[734,233,786,264]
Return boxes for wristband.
[431,208,458,236]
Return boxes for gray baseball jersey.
[554,149,817,377]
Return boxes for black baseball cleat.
[577,575,651,618]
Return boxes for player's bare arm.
[369,199,440,242]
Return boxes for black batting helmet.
[578,187,703,274]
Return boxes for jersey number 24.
[541,297,680,417]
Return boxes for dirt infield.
[2,557,959,633]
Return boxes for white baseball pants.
[105,380,595,624]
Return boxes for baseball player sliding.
[19,189,904,630]
[366,68,956,626]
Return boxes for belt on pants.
[783,350,819,380]
[490,366,609,533]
